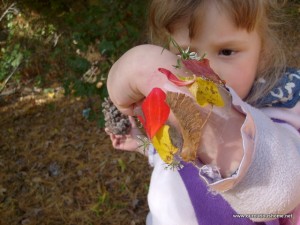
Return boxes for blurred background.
[0,0,299,224]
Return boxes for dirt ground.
[0,3,299,225]
[0,90,151,225]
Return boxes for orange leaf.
[158,68,196,86]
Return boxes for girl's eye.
[219,49,234,56]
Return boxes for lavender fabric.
[271,118,300,134]
[178,162,280,225]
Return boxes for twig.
[0,65,19,94]
[0,2,18,22]
[53,32,62,47]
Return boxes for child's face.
[170,3,262,99]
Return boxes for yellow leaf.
[188,77,224,107]
[151,125,178,164]
[48,92,55,99]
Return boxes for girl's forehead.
[169,2,261,51]
[185,0,260,38]
[171,3,234,38]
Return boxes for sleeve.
[201,88,300,218]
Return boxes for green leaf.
[67,56,90,74]
[11,52,23,68]
[98,40,114,55]
[117,159,126,173]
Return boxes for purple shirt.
[179,162,280,225]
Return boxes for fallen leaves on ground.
[0,90,151,225]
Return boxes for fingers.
[112,136,122,148]
[104,128,110,134]
[105,128,119,147]
[108,133,123,149]
[105,128,132,150]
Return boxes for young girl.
[106,0,300,224]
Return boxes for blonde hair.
[148,0,287,105]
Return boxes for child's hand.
[107,44,189,116]
[105,116,148,156]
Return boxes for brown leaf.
[166,92,211,162]
[167,123,183,150]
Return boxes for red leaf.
[140,88,170,139]
[158,68,195,86]
[182,59,225,85]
